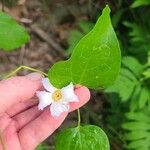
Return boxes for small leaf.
[131,0,150,8]
[122,122,150,130]
[124,131,149,140]
[123,111,150,150]
[122,56,143,78]
[123,22,144,41]
[49,5,121,89]
[55,125,110,150]
[130,84,141,111]
[143,68,150,79]
[0,12,30,51]
[106,73,136,101]
[112,9,124,28]
[139,87,149,108]
[120,68,137,82]
[125,112,150,123]
[127,139,150,149]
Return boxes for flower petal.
[50,103,69,117]
[36,91,52,110]
[42,78,56,92]
[61,82,79,102]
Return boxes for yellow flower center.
[52,90,62,102]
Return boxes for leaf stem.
[77,109,81,127]
[4,65,48,79]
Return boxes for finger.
[6,98,38,117]
[70,86,91,112]
[18,86,90,150]
[0,73,42,113]
[19,109,67,150]
[12,105,41,130]
[2,121,22,150]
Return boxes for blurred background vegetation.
[0,0,150,150]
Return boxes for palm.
[0,111,23,150]
[0,99,42,150]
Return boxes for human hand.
[0,73,90,150]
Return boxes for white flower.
[36,78,79,117]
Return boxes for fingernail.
[26,73,43,81]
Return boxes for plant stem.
[5,65,48,79]
[77,109,81,127]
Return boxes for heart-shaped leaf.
[55,125,110,150]
[48,5,121,89]
[0,12,30,51]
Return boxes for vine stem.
[5,65,48,79]
[77,109,81,127]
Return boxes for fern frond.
[106,56,150,110]
[122,111,150,150]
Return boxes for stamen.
[52,90,62,102]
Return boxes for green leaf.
[123,21,150,55]
[123,111,150,150]
[106,71,136,101]
[122,56,143,78]
[127,139,150,149]
[122,122,150,130]
[148,52,150,65]
[49,5,121,89]
[0,12,30,51]
[125,112,150,123]
[130,84,141,111]
[131,0,150,8]
[143,68,150,79]
[123,22,145,43]
[139,87,149,108]
[124,131,149,140]
[120,68,137,82]
[55,125,110,150]
[112,9,124,28]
